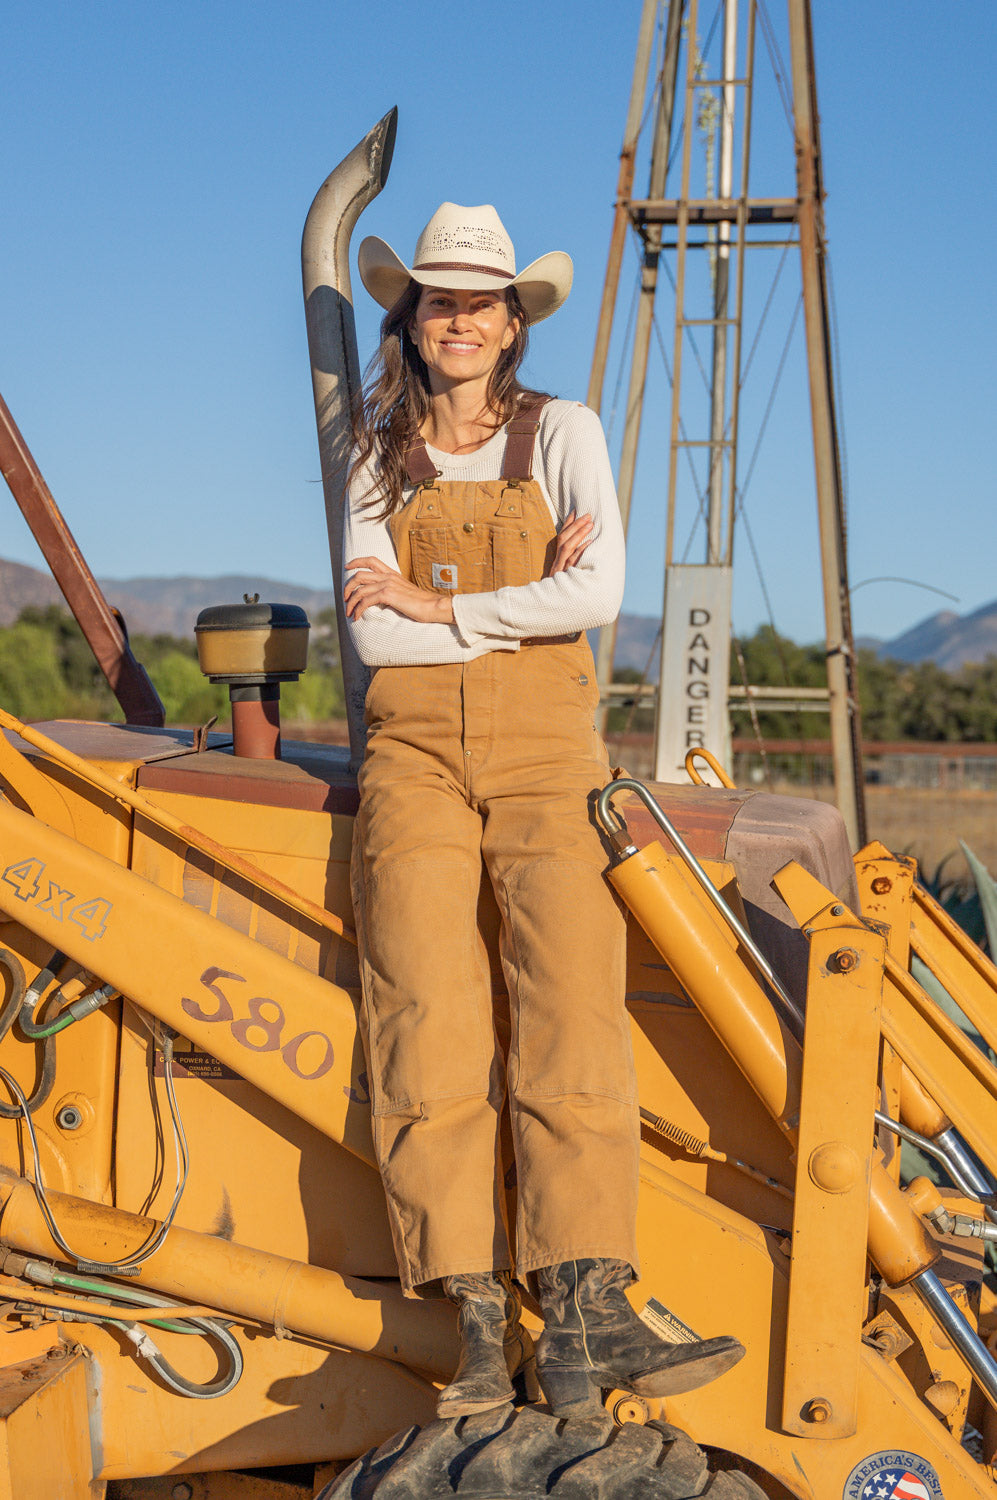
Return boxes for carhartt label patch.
[432,562,458,590]
[843,1452,944,1500]
[638,1296,700,1346]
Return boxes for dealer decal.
[843,1451,944,1500]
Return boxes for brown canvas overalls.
[352,399,640,1294]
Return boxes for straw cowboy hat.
[358,202,573,324]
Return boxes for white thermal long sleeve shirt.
[344,399,624,667]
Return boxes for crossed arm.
[344,511,595,625]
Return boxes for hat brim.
[357,236,572,324]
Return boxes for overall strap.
[404,393,552,485]
[502,395,552,482]
[404,435,440,486]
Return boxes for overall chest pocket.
[408,524,536,595]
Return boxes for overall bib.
[352,399,640,1294]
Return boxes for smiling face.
[410,285,519,395]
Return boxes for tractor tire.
[319,1406,767,1499]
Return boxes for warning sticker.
[153,1036,242,1082]
[638,1296,701,1346]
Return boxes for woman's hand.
[550,511,594,575]
[345,557,455,624]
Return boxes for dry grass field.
[737,782,995,889]
[816,786,996,890]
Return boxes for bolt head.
[870,876,893,895]
[56,1106,83,1131]
[830,946,860,973]
[808,1141,860,1193]
[171,1484,194,1500]
[612,1394,650,1425]
[924,1379,960,1417]
[802,1397,833,1424]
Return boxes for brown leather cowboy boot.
[438,1272,535,1420]
[534,1259,745,1417]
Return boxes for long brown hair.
[350,281,544,517]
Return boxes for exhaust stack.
[302,107,398,770]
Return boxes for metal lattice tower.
[589,0,866,848]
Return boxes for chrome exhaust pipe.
[302,107,398,767]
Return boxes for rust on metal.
[138,747,360,816]
[787,0,866,847]
[614,781,752,861]
[231,693,282,760]
[629,196,799,224]
[0,392,165,726]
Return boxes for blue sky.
[2,1,994,647]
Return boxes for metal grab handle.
[596,777,805,1041]
[684,747,735,789]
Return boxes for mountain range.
[0,558,334,639]
[2,555,995,671]
[608,604,997,678]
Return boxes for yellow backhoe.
[0,112,994,1500]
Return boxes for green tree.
[0,606,346,729]
[729,625,828,741]
[12,604,116,717]
[0,617,76,719]
[283,608,344,722]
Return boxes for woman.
[344,203,743,1420]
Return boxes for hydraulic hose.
[937,1127,997,1224]
[13,1257,204,1335]
[15,950,117,1039]
[0,947,57,1116]
[22,980,116,1038]
[0,1027,189,1276]
[11,1255,243,1398]
[112,1313,244,1399]
[875,1108,997,1226]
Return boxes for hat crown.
[413,203,516,275]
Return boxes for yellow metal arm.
[612,843,938,1287]
[911,877,997,1057]
[0,795,372,1163]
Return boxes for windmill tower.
[590,0,866,849]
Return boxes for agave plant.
[901,843,997,1215]
[960,840,997,959]
[918,845,992,954]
